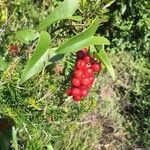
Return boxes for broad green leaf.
[58,17,99,49]
[0,56,7,71]
[56,17,101,54]
[56,36,110,54]
[37,0,80,31]
[19,31,51,84]
[94,46,115,80]
[15,29,39,44]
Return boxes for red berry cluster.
[66,48,101,101]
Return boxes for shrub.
[100,0,150,59]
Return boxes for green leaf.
[68,16,83,21]
[47,144,54,150]
[94,46,115,80]
[12,127,19,150]
[56,17,106,54]
[37,0,80,31]
[19,31,51,84]
[0,56,7,71]
[15,29,39,44]
[56,36,110,54]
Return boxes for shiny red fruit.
[72,88,81,96]
[81,89,88,97]
[76,50,86,59]
[82,48,88,52]
[84,68,94,77]
[74,70,84,79]
[73,96,81,101]
[66,89,72,96]
[92,63,101,72]
[89,75,95,84]
[76,60,86,70]
[80,86,87,90]
[81,77,91,86]
[86,84,92,89]
[72,78,80,87]
[83,55,91,63]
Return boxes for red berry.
[66,89,72,96]
[76,50,86,59]
[72,88,81,96]
[86,84,92,89]
[92,63,101,72]
[83,55,91,63]
[76,60,86,70]
[74,70,84,79]
[89,75,95,84]
[81,89,88,97]
[72,78,80,87]
[80,86,87,90]
[81,77,91,86]
[82,48,88,52]
[91,58,96,64]
[73,96,81,101]
[84,68,94,77]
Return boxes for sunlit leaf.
[12,127,19,150]
[94,46,115,80]
[56,36,110,54]
[19,31,51,84]
[37,0,80,31]
[68,16,83,21]
[56,17,106,54]
[0,56,7,71]
[47,144,54,150]
[15,29,39,44]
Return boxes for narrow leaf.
[15,29,39,44]
[94,46,115,80]
[37,0,80,31]
[19,31,51,84]
[0,56,7,71]
[47,144,54,150]
[56,36,110,54]
[12,127,19,150]
[56,17,100,54]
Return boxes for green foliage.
[97,0,150,147]
[37,0,80,31]
[15,1,113,83]
[110,52,150,148]
[94,46,115,80]
[101,0,150,59]
[0,56,7,71]
[125,58,150,147]
[19,31,51,84]
[12,127,19,150]
[15,29,39,44]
